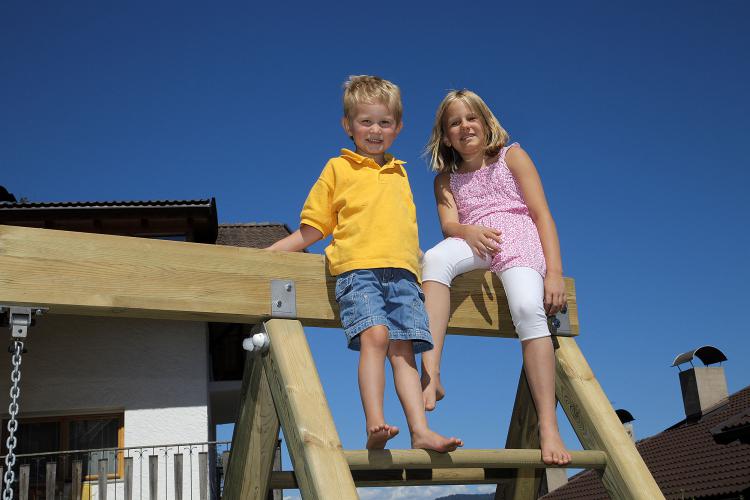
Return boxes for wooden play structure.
[0,224,664,499]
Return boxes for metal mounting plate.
[270,280,296,318]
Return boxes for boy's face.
[342,102,402,164]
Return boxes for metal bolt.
[285,283,292,292]
[276,300,283,308]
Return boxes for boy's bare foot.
[411,428,463,453]
[421,372,445,411]
[366,424,400,450]
[539,425,572,465]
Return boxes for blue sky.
[3,2,749,498]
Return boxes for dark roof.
[0,198,218,243]
[0,199,213,209]
[542,386,750,499]
[216,223,292,249]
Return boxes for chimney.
[672,345,728,419]
[616,409,636,441]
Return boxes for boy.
[267,75,462,451]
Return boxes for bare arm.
[434,173,502,259]
[266,224,323,252]
[505,146,565,314]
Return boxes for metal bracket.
[243,323,270,355]
[0,306,48,338]
[547,305,571,335]
[271,280,296,318]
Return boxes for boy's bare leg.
[421,281,450,411]
[388,340,463,452]
[521,336,572,465]
[359,325,400,449]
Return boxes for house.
[0,188,290,499]
[541,346,750,500]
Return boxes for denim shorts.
[335,268,433,354]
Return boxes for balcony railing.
[0,440,233,500]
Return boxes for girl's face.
[442,100,486,157]
[342,102,402,164]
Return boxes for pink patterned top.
[449,143,546,277]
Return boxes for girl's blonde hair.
[425,89,509,173]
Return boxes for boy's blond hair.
[425,89,510,173]
[343,75,403,124]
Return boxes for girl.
[420,90,571,465]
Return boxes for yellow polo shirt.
[300,149,421,279]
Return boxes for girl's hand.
[543,273,566,316]
[462,225,502,259]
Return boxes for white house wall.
[0,314,210,445]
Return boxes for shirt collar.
[340,148,406,168]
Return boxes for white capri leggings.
[422,238,549,342]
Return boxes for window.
[2,413,124,479]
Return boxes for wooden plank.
[554,336,664,499]
[262,319,357,499]
[72,460,82,500]
[198,452,207,500]
[123,458,132,500]
[222,355,280,500]
[98,459,108,500]
[0,225,577,337]
[19,464,29,500]
[343,449,605,470]
[174,453,183,500]
[496,369,544,500]
[45,461,56,500]
[149,455,158,500]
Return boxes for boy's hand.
[462,225,502,260]
[543,272,566,316]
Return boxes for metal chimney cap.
[671,345,727,368]
[615,409,635,423]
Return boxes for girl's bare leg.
[521,336,572,465]
[359,325,399,449]
[388,340,463,452]
[421,280,450,410]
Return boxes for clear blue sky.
[3,2,749,498]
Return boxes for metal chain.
[3,340,24,500]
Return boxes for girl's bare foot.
[421,372,445,411]
[411,428,463,453]
[539,425,571,465]
[366,424,400,450]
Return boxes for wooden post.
[262,319,357,499]
[19,464,29,500]
[149,455,158,500]
[45,461,57,500]
[198,452,208,500]
[123,458,132,500]
[496,368,543,500]
[174,453,183,500]
[98,459,108,500]
[72,460,82,500]
[223,354,280,500]
[554,336,664,499]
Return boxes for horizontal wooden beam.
[343,449,606,470]
[0,225,578,336]
[270,448,607,489]
[270,468,516,489]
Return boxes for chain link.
[3,340,24,500]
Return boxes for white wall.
[1,314,210,446]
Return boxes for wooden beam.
[0,225,578,337]
[261,319,357,499]
[270,468,516,489]
[497,368,544,500]
[222,355,279,500]
[343,449,606,470]
[554,337,664,499]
